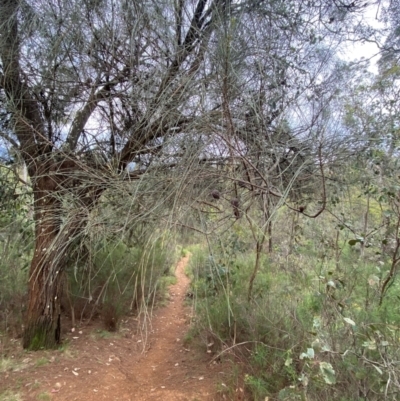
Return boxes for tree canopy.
[0,0,388,349]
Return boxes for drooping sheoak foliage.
[0,0,366,349]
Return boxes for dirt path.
[0,256,223,401]
[128,255,216,401]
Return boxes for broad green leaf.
[319,362,336,384]
[327,280,336,288]
[300,348,314,360]
[298,373,309,386]
[284,357,292,367]
[321,344,331,352]
[312,317,321,329]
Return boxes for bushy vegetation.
[0,174,179,337]
[0,165,33,336]
[64,235,177,331]
[186,193,400,400]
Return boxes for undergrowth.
[186,209,400,401]
[64,234,178,331]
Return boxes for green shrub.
[0,217,32,336]
[188,213,400,401]
[64,236,177,330]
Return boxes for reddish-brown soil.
[0,256,229,401]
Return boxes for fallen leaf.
[343,317,356,326]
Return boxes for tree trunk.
[22,162,99,350]
[248,238,266,302]
[23,174,64,349]
[23,250,63,350]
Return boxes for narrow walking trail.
[1,256,222,401]
[128,255,217,401]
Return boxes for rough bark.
[22,158,100,349]
[23,171,63,349]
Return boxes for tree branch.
[0,0,45,166]
[66,85,111,151]
[66,68,131,152]
[0,129,19,149]
[119,1,224,169]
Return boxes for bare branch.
[0,129,19,149]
